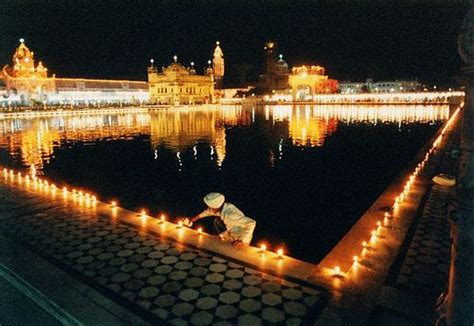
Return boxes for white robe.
[198,203,256,245]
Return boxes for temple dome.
[163,56,190,75]
[277,54,288,69]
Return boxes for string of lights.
[330,103,463,278]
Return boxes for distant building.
[259,41,290,92]
[0,39,149,106]
[288,65,338,101]
[147,56,214,105]
[212,42,224,89]
[338,79,421,94]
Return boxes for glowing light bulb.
[333,266,341,276]
[277,248,284,257]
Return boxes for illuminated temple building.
[288,65,338,101]
[0,39,149,106]
[147,54,215,105]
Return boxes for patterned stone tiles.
[0,190,327,325]
[394,184,453,293]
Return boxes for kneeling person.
[191,193,256,249]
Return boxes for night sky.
[1,0,470,86]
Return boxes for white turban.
[203,192,225,209]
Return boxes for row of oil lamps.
[1,169,286,260]
[1,104,461,278]
[331,105,462,277]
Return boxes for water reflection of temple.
[0,114,150,174]
[269,104,450,147]
[0,104,450,174]
[149,106,250,166]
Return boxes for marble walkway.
[0,185,327,325]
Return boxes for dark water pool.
[0,104,449,263]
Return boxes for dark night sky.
[1,0,470,86]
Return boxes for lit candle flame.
[111,200,117,207]
[277,248,284,257]
[160,214,166,223]
[362,241,367,248]
[333,266,341,276]
[353,255,359,263]
[197,227,203,234]
[260,244,267,252]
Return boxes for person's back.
[219,203,256,245]
[191,193,256,247]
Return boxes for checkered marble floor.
[0,190,327,325]
[394,184,452,292]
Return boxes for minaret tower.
[212,41,224,89]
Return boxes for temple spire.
[212,41,224,89]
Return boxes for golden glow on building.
[148,57,214,105]
[0,40,149,105]
[213,41,224,89]
[288,65,338,101]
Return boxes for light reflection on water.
[0,104,449,175]
[0,104,450,262]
